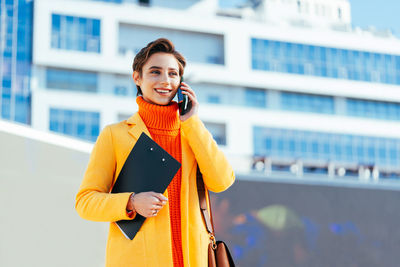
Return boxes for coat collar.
[126,113,152,141]
[125,112,196,177]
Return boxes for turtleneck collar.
[136,96,180,130]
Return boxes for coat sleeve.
[181,115,235,193]
[75,125,136,222]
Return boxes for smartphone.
[177,77,191,115]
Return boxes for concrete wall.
[0,121,107,267]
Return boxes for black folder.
[111,132,181,240]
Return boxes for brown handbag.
[196,166,235,267]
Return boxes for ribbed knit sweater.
[137,96,184,267]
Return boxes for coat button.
[150,148,154,151]
[162,158,166,162]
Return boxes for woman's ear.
[132,71,141,86]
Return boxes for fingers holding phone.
[178,81,198,121]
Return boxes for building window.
[245,88,267,108]
[254,127,400,168]
[51,14,101,53]
[207,95,221,104]
[119,24,224,65]
[204,122,227,146]
[113,74,137,96]
[251,38,400,85]
[46,68,98,92]
[114,86,128,96]
[281,92,334,114]
[49,108,100,142]
[195,83,261,107]
[346,99,400,121]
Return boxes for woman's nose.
[159,74,170,85]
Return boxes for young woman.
[75,38,235,267]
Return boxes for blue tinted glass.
[2,79,11,88]
[208,95,221,104]
[284,42,293,58]
[77,123,86,136]
[339,49,346,65]
[395,56,400,69]
[251,38,400,85]
[281,92,333,114]
[374,53,383,68]
[346,98,400,121]
[367,146,375,161]
[66,16,74,29]
[266,138,272,150]
[288,140,295,152]
[50,120,59,132]
[245,88,266,108]
[319,47,326,61]
[273,41,281,58]
[14,95,29,123]
[389,149,397,165]
[252,126,400,167]
[311,141,318,153]
[296,44,304,59]
[51,13,101,53]
[277,138,284,151]
[49,108,100,141]
[1,1,32,124]
[52,14,60,30]
[298,64,305,74]
[300,140,307,153]
[378,146,386,162]
[92,19,100,36]
[46,68,97,92]
[306,46,315,61]
[323,143,330,154]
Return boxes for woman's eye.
[151,70,160,74]
[169,72,178,76]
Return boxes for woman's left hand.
[179,82,199,122]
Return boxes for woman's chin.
[142,95,171,106]
[152,97,173,106]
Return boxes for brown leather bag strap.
[196,165,215,235]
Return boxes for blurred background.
[1,0,400,266]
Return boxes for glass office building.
[29,0,400,179]
[0,0,33,124]
[252,38,400,85]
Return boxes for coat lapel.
[126,113,152,141]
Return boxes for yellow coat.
[75,113,235,267]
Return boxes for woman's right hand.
[130,192,168,218]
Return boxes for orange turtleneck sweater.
[136,96,184,267]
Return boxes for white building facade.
[31,0,400,180]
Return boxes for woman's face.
[133,52,181,106]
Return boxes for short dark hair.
[132,38,186,96]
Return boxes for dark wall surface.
[211,178,400,267]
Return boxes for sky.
[349,0,400,37]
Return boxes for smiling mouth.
[155,89,172,94]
